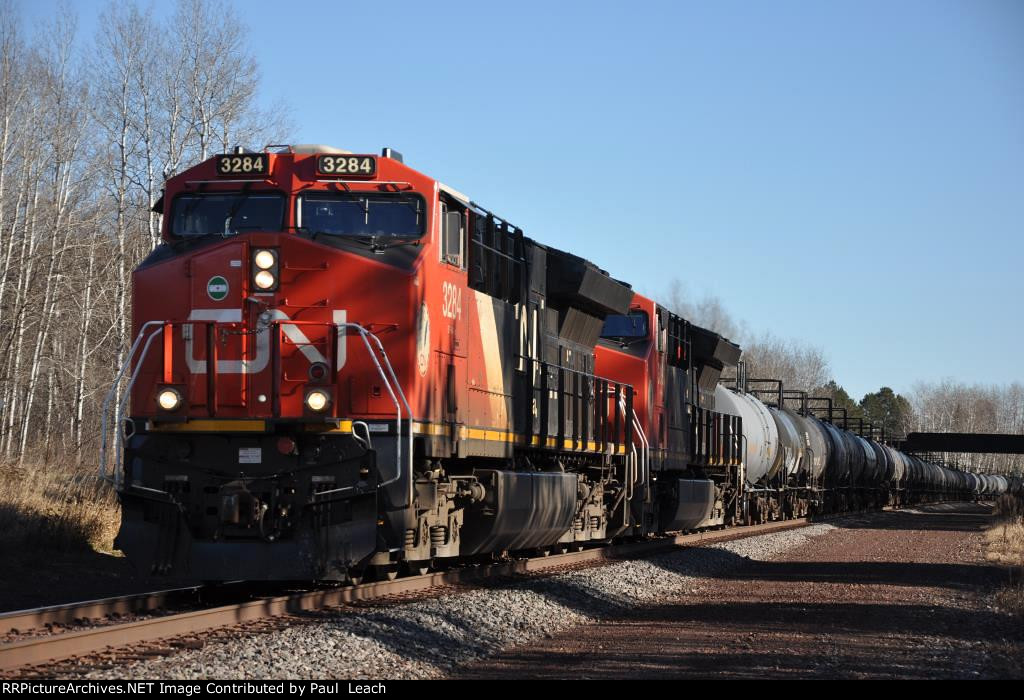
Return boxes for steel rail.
[0,586,209,635]
[0,516,822,674]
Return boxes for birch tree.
[0,0,287,464]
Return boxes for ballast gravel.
[79,523,836,680]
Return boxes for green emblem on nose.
[207,275,229,301]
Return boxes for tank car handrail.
[739,433,748,486]
[99,320,167,486]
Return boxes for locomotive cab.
[113,146,442,578]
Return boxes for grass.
[0,458,120,556]
[985,494,1024,617]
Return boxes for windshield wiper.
[602,335,647,349]
[222,191,254,235]
[310,232,420,254]
[367,236,420,253]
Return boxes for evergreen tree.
[860,387,913,437]
[821,380,863,422]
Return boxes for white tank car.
[792,412,830,483]
[768,406,805,478]
[714,386,778,485]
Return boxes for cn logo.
[184,309,347,374]
[207,276,229,301]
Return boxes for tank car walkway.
[459,503,1024,679]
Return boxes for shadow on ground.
[462,596,1023,679]
[826,505,993,533]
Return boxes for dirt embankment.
[460,503,1024,680]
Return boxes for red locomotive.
[103,145,980,581]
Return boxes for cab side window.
[440,200,465,268]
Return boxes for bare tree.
[909,380,1024,475]
[660,278,829,394]
[739,332,832,395]
[663,279,744,340]
[0,0,286,465]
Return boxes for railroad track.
[0,515,827,676]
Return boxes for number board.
[316,155,376,178]
[215,154,269,176]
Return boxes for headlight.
[254,270,276,289]
[157,388,182,411]
[254,249,276,269]
[251,248,279,291]
[305,389,330,412]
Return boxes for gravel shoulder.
[459,502,1023,680]
[70,523,838,679]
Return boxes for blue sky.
[25,0,1024,400]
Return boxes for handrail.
[611,395,648,503]
[99,321,166,485]
[362,327,413,502]
[311,323,413,507]
[99,318,413,507]
[112,328,166,488]
[618,390,634,505]
[630,407,650,502]
[351,421,372,450]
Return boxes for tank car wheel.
[346,569,365,586]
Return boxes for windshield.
[171,192,285,237]
[601,311,649,340]
[299,193,424,239]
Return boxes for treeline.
[0,0,285,464]
[664,281,1023,475]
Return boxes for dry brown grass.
[986,496,1024,565]
[0,458,120,556]
[985,494,1024,617]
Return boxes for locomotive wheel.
[405,561,430,576]
[371,565,399,581]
